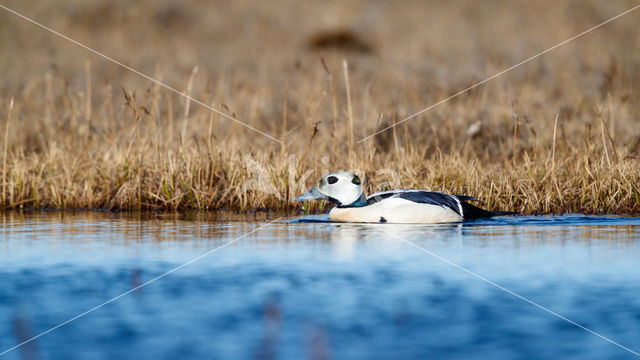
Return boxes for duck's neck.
[338,193,368,208]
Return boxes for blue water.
[1,212,640,360]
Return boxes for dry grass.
[1,0,639,214]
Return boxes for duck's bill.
[295,186,328,202]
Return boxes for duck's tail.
[461,202,518,220]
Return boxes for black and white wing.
[366,189,471,216]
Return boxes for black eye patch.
[327,176,338,184]
[352,176,361,185]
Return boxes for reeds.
[0,80,638,214]
[0,0,639,215]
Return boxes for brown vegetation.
[0,0,639,214]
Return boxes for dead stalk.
[3,97,13,207]
[552,113,558,170]
[182,66,199,139]
[596,106,611,166]
[85,60,92,125]
[343,59,354,160]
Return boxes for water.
[1,212,640,360]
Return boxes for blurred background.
[2,0,638,146]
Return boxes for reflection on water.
[1,212,640,360]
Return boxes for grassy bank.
[1,0,639,214]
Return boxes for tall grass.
[0,0,639,214]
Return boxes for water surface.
[1,212,640,359]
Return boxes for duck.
[295,171,516,224]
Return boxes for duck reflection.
[329,223,464,260]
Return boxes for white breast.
[328,197,463,224]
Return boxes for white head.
[295,171,366,207]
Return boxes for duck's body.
[296,171,515,224]
[329,190,464,223]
